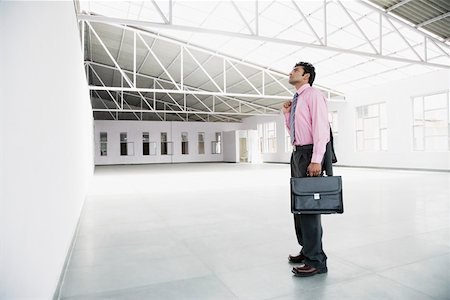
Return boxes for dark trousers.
[290,145,327,269]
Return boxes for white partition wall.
[94,120,242,165]
[0,2,94,299]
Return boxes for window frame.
[412,90,450,152]
[355,102,388,152]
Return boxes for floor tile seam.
[61,274,220,299]
[78,213,166,225]
[177,230,292,246]
[261,271,380,300]
[75,226,177,239]
[71,238,184,253]
[364,249,450,273]
[65,251,210,272]
[329,231,450,257]
[206,273,241,300]
[325,254,377,272]
[375,271,444,299]
[209,268,273,300]
[206,257,291,274]
[329,253,425,274]
[295,270,433,296]
[66,252,192,270]
[179,236,297,259]
[71,238,183,253]
[375,251,450,274]
[72,224,184,252]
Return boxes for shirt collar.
[296,83,311,96]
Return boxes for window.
[413,91,449,151]
[143,132,149,156]
[355,103,387,151]
[198,132,205,154]
[181,132,189,155]
[100,132,107,156]
[212,132,222,154]
[258,122,277,153]
[120,132,134,156]
[160,132,172,155]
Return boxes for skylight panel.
[137,3,168,23]
[397,64,435,77]
[314,59,348,75]
[200,3,248,33]
[247,43,300,65]
[172,1,216,26]
[91,1,131,19]
[126,2,145,20]
[220,37,265,58]
[364,60,405,75]
[275,25,317,44]
[187,33,233,49]
[427,55,450,66]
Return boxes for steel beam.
[89,86,290,100]
[92,108,277,116]
[86,61,280,112]
[151,0,169,24]
[231,0,255,35]
[86,22,134,87]
[138,33,181,90]
[291,0,324,46]
[386,0,414,12]
[337,0,378,54]
[417,12,450,28]
[78,14,450,68]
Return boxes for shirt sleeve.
[309,90,330,164]
[284,111,291,130]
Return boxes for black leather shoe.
[288,253,306,263]
[292,264,328,277]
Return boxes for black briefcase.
[291,176,343,214]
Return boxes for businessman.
[282,61,331,277]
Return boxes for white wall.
[94,120,242,165]
[0,2,94,299]
[329,69,450,171]
[242,70,450,171]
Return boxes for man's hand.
[307,163,321,177]
[281,101,292,114]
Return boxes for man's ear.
[304,73,310,82]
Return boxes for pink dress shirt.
[284,84,330,164]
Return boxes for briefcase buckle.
[314,193,320,200]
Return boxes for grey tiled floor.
[59,163,450,300]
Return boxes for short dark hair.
[294,61,315,85]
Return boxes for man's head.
[288,61,316,87]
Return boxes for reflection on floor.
[60,163,450,300]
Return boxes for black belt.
[293,144,313,152]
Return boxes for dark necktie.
[289,92,299,145]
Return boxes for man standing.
[282,61,330,277]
